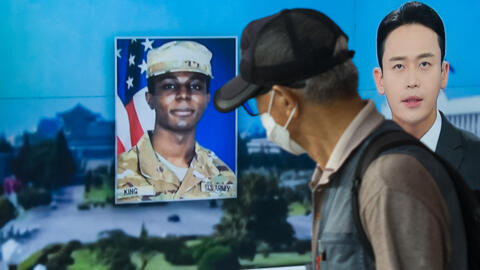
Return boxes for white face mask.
[260,91,306,155]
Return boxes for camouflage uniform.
[116,132,236,203]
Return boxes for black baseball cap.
[214,8,354,113]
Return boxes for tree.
[85,171,93,193]
[140,222,148,238]
[17,187,52,209]
[215,173,294,257]
[0,196,16,227]
[11,132,33,183]
[29,140,56,189]
[12,131,76,190]
[0,135,13,153]
[96,230,136,270]
[45,240,82,269]
[52,130,75,186]
[197,246,239,270]
[237,137,249,170]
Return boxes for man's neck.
[394,110,437,139]
[150,128,196,168]
[298,96,365,169]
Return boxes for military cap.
[147,40,213,78]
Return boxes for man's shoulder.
[195,143,236,185]
[116,148,152,203]
[364,153,438,191]
[353,122,447,195]
[360,153,447,214]
[118,132,156,169]
[457,126,480,148]
[457,129,480,168]
[196,144,234,172]
[117,137,151,190]
[440,118,480,189]
[118,146,140,170]
[118,133,151,160]
[440,112,480,147]
[440,117,480,165]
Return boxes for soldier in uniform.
[116,41,236,203]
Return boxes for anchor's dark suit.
[436,111,480,191]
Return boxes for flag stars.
[116,48,122,59]
[138,60,148,74]
[129,54,135,66]
[126,77,134,89]
[142,38,153,52]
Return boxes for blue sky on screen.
[1,0,479,139]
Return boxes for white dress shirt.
[420,110,442,151]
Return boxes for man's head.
[213,8,357,113]
[374,2,449,136]
[213,8,358,156]
[146,41,213,132]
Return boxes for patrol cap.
[147,41,213,78]
[213,8,354,113]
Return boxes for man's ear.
[272,84,300,117]
[145,91,154,110]
[441,61,450,89]
[373,67,385,95]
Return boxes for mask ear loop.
[267,91,275,114]
[284,103,297,129]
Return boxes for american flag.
[115,38,156,155]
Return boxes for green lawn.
[240,252,311,268]
[68,249,109,270]
[21,242,309,270]
[288,201,308,216]
[18,250,43,270]
[185,239,203,248]
[132,252,197,270]
[84,184,113,203]
[132,251,309,270]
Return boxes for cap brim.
[213,75,262,113]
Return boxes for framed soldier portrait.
[115,37,237,204]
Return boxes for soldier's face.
[146,72,210,132]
